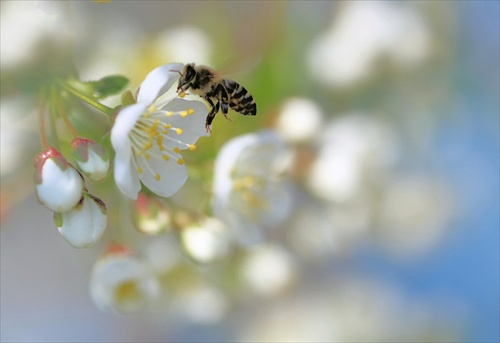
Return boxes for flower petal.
[136,154,188,197]
[160,98,210,144]
[111,103,147,160]
[111,103,146,199]
[137,63,184,104]
[114,151,141,200]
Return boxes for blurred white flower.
[90,247,159,313]
[132,193,173,235]
[111,63,209,200]
[307,113,398,202]
[180,218,230,264]
[285,195,357,259]
[55,193,107,248]
[143,235,182,275]
[212,130,293,245]
[241,244,296,297]
[307,1,430,87]
[0,1,69,69]
[0,97,37,177]
[276,97,324,143]
[71,138,110,182]
[33,147,84,213]
[155,26,212,65]
[173,284,228,324]
[377,176,453,257]
[238,276,458,342]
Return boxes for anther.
[155,173,160,181]
[173,147,181,153]
[177,158,185,165]
[175,128,183,135]
[137,167,143,174]
[188,144,196,151]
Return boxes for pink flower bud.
[132,193,172,234]
[34,147,83,213]
[71,138,110,182]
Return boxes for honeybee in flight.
[176,63,257,132]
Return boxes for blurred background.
[1,1,498,342]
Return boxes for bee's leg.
[214,84,232,122]
[220,101,232,122]
[205,101,220,132]
[205,93,215,107]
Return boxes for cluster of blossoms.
[33,63,294,313]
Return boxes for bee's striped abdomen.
[223,79,257,116]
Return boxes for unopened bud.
[34,147,83,212]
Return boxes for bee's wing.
[213,54,263,78]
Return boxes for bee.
[176,63,257,132]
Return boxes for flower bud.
[71,138,110,182]
[90,246,159,313]
[34,147,84,212]
[132,193,172,234]
[54,193,107,248]
[180,218,230,264]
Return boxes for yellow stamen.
[137,167,143,174]
[155,173,160,181]
[180,111,188,117]
[176,128,183,135]
[179,91,186,98]
[187,108,195,115]
[188,144,196,151]
[173,147,181,153]
[162,154,170,161]
[148,105,157,113]
[177,158,185,165]
[144,153,150,160]
[166,111,173,117]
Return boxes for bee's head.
[177,63,196,93]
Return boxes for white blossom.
[212,130,293,245]
[90,247,159,313]
[111,63,209,200]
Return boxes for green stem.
[37,88,49,150]
[56,80,115,116]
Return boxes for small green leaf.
[121,90,136,107]
[85,75,129,99]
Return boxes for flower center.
[129,106,196,180]
[232,175,270,220]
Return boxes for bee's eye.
[185,67,195,81]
